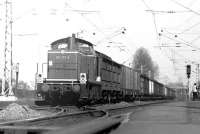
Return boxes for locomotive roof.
[50,37,94,49]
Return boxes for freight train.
[36,34,175,105]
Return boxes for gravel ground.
[0,102,82,122]
[0,103,45,121]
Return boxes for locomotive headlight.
[37,93,41,97]
[48,60,53,66]
[73,85,80,92]
[42,84,49,92]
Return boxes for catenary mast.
[1,0,14,96]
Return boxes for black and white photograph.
[0,0,199,134]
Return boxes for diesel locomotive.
[36,34,175,105]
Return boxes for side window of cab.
[57,43,68,49]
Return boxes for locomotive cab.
[47,34,95,81]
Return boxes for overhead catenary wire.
[191,34,200,44]
[160,13,197,33]
[157,30,200,72]
[140,0,155,29]
[140,0,200,82]
[11,8,37,22]
[140,0,187,80]
[161,27,200,49]
[157,1,200,46]
[142,1,190,70]
[166,47,199,66]
[141,0,184,75]
[171,0,200,16]
[64,1,127,47]
[160,29,200,51]
[178,37,200,50]
[141,0,162,47]
[145,9,197,14]
[178,20,200,34]
[188,0,198,6]
[142,1,197,56]
[141,0,151,10]
[96,27,126,45]
[64,2,106,37]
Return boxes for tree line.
[132,47,159,79]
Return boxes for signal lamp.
[186,65,191,79]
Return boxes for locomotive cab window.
[78,43,94,54]
[57,43,68,49]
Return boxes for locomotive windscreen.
[47,51,78,80]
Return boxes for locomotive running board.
[44,79,79,84]
[45,79,77,81]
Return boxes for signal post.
[186,65,191,101]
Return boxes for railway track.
[105,100,170,116]
[0,100,170,134]
[0,105,107,134]
[30,105,66,115]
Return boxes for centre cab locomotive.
[36,34,175,105]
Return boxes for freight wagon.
[36,34,175,105]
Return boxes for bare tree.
[132,47,159,79]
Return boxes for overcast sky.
[1,0,200,87]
